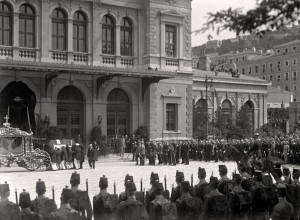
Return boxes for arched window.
[52,8,67,51]
[120,17,132,56]
[102,15,114,54]
[73,11,86,52]
[221,99,232,127]
[19,4,35,48]
[0,2,12,46]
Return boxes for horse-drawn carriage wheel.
[25,149,51,171]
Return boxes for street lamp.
[204,75,213,139]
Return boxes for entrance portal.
[107,88,130,137]
[57,86,83,140]
[0,82,36,132]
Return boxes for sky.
[191,0,257,47]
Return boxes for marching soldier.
[30,179,57,220]
[149,182,177,220]
[145,172,159,212]
[194,167,210,202]
[119,174,134,202]
[115,182,148,220]
[69,172,92,220]
[49,187,82,220]
[175,181,203,219]
[171,170,185,202]
[93,175,117,220]
[19,190,41,220]
[203,177,229,220]
[0,182,21,220]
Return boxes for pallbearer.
[0,182,21,220]
[30,179,57,220]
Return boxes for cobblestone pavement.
[0,154,298,207]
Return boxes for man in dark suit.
[272,183,294,220]
[87,144,96,169]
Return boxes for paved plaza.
[1,154,238,206]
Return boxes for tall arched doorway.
[57,86,83,140]
[244,100,255,131]
[107,88,130,137]
[221,99,233,128]
[0,81,36,131]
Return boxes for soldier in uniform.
[49,187,82,220]
[292,168,300,220]
[69,172,92,220]
[30,179,57,220]
[162,142,169,165]
[194,167,210,202]
[149,182,177,220]
[171,170,185,202]
[272,184,294,220]
[250,170,269,220]
[218,165,232,195]
[282,167,291,184]
[93,175,116,220]
[145,172,159,213]
[115,182,148,220]
[19,190,41,220]
[203,177,229,220]
[119,174,134,202]
[175,181,203,220]
[0,182,21,220]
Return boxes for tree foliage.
[198,0,300,38]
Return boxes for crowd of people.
[1,161,299,220]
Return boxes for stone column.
[67,19,73,64]
[41,1,50,62]
[115,24,121,67]
[13,12,20,59]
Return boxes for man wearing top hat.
[69,172,92,220]
[93,175,116,220]
[19,190,41,220]
[49,187,82,220]
[0,181,21,220]
[175,181,202,220]
[115,182,148,220]
[30,179,57,220]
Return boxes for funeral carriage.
[0,115,51,171]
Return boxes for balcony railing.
[0,46,12,58]
[73,53,88,63]
[121,57,133,66]
[165,58,179,66]
[102,55,116,65]
[19,48,36,59]
[51,51,67,61]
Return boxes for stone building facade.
[0,0,193,144]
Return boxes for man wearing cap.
[292,168,300,220]
[203,177,229,220]
[30,179,57,220]
[116,182,148,220]
[272,183,294,220]
[119,174,134,202]
[194,167,210,202]
[218,165,233,195]
[149,182,177,220]
[93,175,116,220]
[175,181,202,219]
[145,172,159,212]
[0,182,21,220]
[49,187,82,220]
[19,190,41,220]
[171,170,185,202]
[250,170,269,220]
[69,172,92,220]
